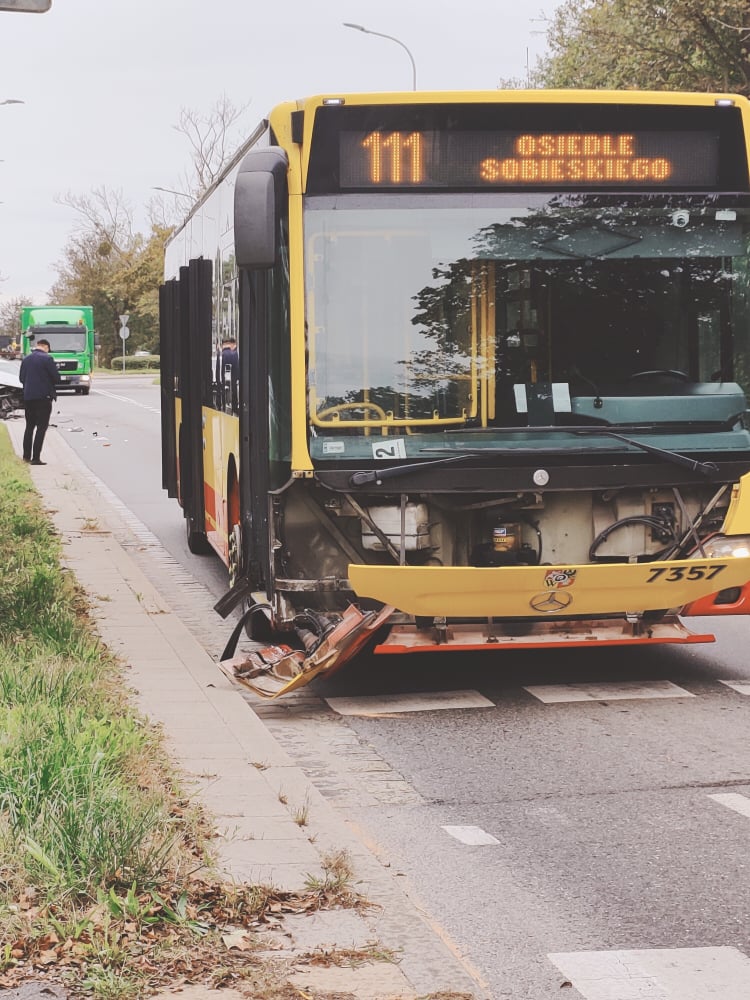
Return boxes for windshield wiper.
[348,427,720,487]
[349,453,471,487]
[572,428,719,477]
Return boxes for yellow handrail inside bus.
[309,386,468,429]
[306,230,494,432]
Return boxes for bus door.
[236,266,272,594]
[159,279,179,498]
[174,258,213,553]
[213,145,291,618]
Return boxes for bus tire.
[243,602,277,641]
[186,517,211,555]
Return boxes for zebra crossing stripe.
[708,792,750,820]
[548,947,750,998]
[325,690,494,715]
[719,680,750,696]
[441,825,500,846]
[524,680,693,704]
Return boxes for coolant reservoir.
[362,502,432,551]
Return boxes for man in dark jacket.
[19,338,60,465]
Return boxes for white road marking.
[325,690,494,716]
[719,679,750,696]
[524,680,694,704]
[548,947,750,999]
[708,792,750,819]
[441,825,500,846]
[92,386,160,415]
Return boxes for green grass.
[0,430,181,902]
[0,427,205,994]
[0,705,176,896]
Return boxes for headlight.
[80,375,91,382]
[697,535,750,559]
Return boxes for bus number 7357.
[646,565,726,584]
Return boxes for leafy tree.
[50,189,170,365]
[538,0,750,95]
[118,224,172,352]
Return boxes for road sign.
[119,314,129,326]
[119,326,130,340]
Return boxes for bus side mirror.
[234,146,288,270]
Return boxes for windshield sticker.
[323,441,346,455]
[372,438,407,460]
[545,568,577,589]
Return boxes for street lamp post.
[0,1,52,11]
[343,22,417,91]
[151,185,192,201]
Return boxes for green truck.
[20,305,95,395]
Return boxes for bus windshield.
[305,192,750,451]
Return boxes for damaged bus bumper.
[218,551,750,698]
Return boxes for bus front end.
[186,91,750,699]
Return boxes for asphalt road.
[49,375,750,999]
[50,374,231,598]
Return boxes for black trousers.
[23,398,53,461]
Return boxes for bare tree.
[55,186,136,258]
[147,191,184,231]
[173,93,250,198]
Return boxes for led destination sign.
[338,129,721,189]
[481,133,673,183]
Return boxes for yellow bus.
[161,89,750,699]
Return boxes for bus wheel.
[243,601,277,642]
[228,524,242,588]
[186,516,211,555]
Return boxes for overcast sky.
[0,0,560,304]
